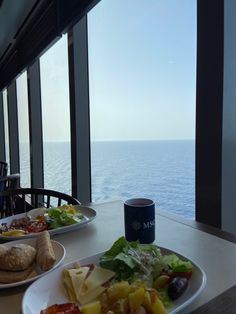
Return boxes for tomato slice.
[26,220,49,233]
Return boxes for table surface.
[1,199,236,314]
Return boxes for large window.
[40,35,71,194]
[88,0,196,219]
[16,71,30,187]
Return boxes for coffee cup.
[124,198,155,244]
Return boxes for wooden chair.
[0,187,81,218]
[0,161,8,177]
[0,174,21,217]
[0,173,20,190]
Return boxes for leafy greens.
[99,236,164,285]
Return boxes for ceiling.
[0,0,99,90]
[0,0,38,61]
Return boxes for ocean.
[19,140,195,220]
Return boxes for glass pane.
[16,71,30,187]
[2,89,9,172]
[88,0,196,219]
[40,35,71,195]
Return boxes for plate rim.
[0,238,66,289]
[21,246,207,314]
[0,205,96,241]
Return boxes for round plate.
[0,238,66,289]
[22,247,206,314]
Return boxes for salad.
[99,236,193,310]
[0,204,85,236]
[41,237,193,314]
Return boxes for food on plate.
[0,231,56,284]
[0,263,35,284]
[0,244,8,256]
[40,303,80,314]
[167,277,188,300]
[1,229,28,237]
[0,204,85,237]
[0,243,36,271]
[63,264,115,305]
[41,237,193,313]
[98,237,192,306]
[36,230,56,271]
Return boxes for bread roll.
[0,263,35,283]
[0,244,36,271]
[36,231,56,271]
[0,244,8,257]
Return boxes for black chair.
[0,161,8,177]
[0,187,81,218]
[0,174,21,217]
[0,173,20,190]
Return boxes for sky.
[10,0,196,142]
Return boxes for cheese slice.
[69,267,90,301]
[84,266,115,292]
[78,285,106,305]
[63,264,115,306]
[63,277,77,302]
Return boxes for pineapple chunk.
[81,301,101,314]
[151,297,166,314]
[142,291,152,312]
[128,287,145,310]
[107,281,131,302]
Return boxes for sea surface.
[19,140,195,220]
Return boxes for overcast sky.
[11,0,196,142]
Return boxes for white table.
[1,200,236,313]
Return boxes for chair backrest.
[0,187,81,217]
[0,174,21,217]
[0,173,20,191]
[0,161,8,177]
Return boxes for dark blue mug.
[124,198,155,244]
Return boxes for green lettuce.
[46,206,82,228]
[99,236,164,284]
[162,253,193,272]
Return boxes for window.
[40,35,71,194]
[16,71,30,187]
[88,0,196,219]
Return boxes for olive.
[167,277,188,300]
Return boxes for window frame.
[0,0,225,228]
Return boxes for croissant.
[36,230,56,271]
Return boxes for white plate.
[0,205,96,241]
[22,247,206,314]
[0,238,66,289]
